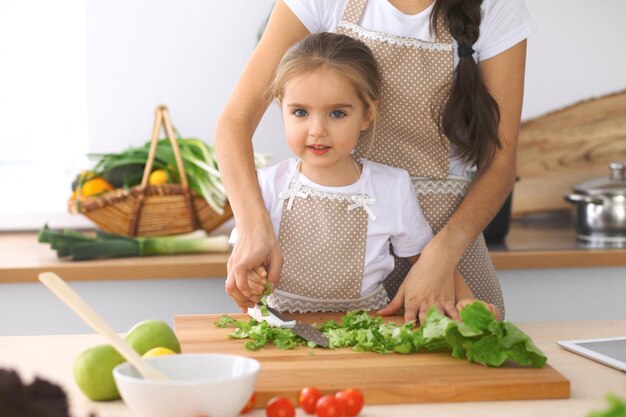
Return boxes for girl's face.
[280,67,373,175]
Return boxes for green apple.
[74,344,125,401]
[124,319,181,356]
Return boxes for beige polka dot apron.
[268,160,389,313]
[336,0,505,316]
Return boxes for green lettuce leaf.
[214,303,548,368]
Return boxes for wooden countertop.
[0,231,229,283]
[1,320,625,417]
[487,212,626,270]
[2,214,626,283]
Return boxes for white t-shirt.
[283,0,538,177]
[230,158,433,295]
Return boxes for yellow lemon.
[142,347,177,358]
[148,169,170,185]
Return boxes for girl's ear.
[360,100,379,131]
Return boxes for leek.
[38,224,230,261]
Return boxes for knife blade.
[266,305,329,348]
[247,304,329,348]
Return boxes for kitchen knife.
[247,304,329,348]
[268,305,330,348]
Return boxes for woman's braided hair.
[432,0,502,167]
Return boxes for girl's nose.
[308,116,327,138]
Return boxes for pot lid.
[573,162,626,196]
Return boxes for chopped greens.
[214,315,307,350]
[214,302,547,368]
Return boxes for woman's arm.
[379,40,527,323]
[410,256,473,299]
[215,1,309,309]
[438,40,527,264]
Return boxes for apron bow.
[279,180,308,210]
[348,194,376,221]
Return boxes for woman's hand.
[378,239,459,323]
[214,1,307,312]
[456,299,501,321]
[225,222,283,311]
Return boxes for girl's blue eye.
[293,109,308,117]
[330,110,346,119]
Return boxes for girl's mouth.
[307,145,330,155]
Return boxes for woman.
[215,0,536,322]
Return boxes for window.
[0,0,91,230]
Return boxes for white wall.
[523,0,626,120]
[85,0,288,162]
[86,0,626,164]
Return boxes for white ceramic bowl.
[113,353,260,417]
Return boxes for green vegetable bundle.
[39,224,230,261]
[215,302,547,368]
[90,137,269,215]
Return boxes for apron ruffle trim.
[411,176,470,196]
[268,284,389,313]
[337,21,452,51]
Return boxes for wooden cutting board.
[174,312,570,406]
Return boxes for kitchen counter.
[2,213,626,283]
[1,320,625,417]
[487,211,626,269]
[0,229,229,283]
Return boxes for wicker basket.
[68,106,233,237]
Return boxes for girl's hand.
[235,266,270,309]
[456,299,501,321]
[378,241,458,323]
[247,266,269,304]
[225,224,283,311]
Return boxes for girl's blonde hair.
[270,32,382,154]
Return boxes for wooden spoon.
[38,272,168,380]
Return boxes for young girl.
[229,32,498,317]
[218,0,535,323]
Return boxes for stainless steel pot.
[565,162,626,247]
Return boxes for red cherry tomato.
[266,396,295,417]
[315,394,345,417]
[299,387,322,414]
[240,392,256,414]
[335,389,364,417]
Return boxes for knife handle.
[247,304,296,329]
